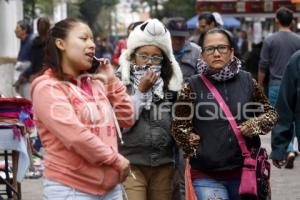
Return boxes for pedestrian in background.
[95,36,103,58]
[191,12,241,59]
[14,19,34,97]
[166,17,201,80]
[95,36,113,61]
[190,12,217,48]
[271,50,300,169]
[19,17,51,99]
[31,18,134,200]
[172,28,278,200]
[243,41,263,80]
[117,18,183,200]
[112,21,143,67]
[28,17,51,78]
[28,16,51,162]
[258,6,300,167]
[236,30,248,60]
[165,17,201,200]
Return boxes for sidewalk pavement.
[22,178,42,200]
[17,134,300,200]
[261,134,300,200]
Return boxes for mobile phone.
[88,56,100,73]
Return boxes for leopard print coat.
[171,78,278,158]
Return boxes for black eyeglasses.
[135,53,164,65]
[202,45,231,55]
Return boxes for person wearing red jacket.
[112,21,143,67]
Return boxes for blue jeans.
[287,125,298,153]
[43,179,123,200]
[193,178,240,200]
[268,85,280,107]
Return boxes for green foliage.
[23,0,59,19]
[23,0,119,37]
[161,0,196,20]
[77,0,119,37]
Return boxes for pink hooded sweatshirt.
[31,69,134,195]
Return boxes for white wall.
[0,0,23,58]
[53,0,67,23]
[0,0,23,96]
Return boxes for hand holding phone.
[88,56,109,73]
[91,57,117,84]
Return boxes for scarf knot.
[196,57,241,81]
[130,64,164,110]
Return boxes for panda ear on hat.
[119,18,183,92]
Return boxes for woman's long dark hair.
[160,52,173,91]
[43,18,85,80]
[37,17,51,42]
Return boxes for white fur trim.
[169,56,183,91]
[119,18,183,91]
[119,51,131,86]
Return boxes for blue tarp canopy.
[187,15,241,30]
[223,16,241,29]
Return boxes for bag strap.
[200,75,250,156]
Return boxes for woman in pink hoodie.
[31,18,135,199]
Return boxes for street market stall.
[0,97,35,200]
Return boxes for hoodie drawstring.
[67,80,124,144]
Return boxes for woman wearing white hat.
[117,18,183,200]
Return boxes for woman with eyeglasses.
[172,27,278,200]
[117,19,183,200]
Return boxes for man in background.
[165,17,201,200]
[259,7,300,168]
[190,12,217,48]
[271,50,300,169]
[14,20,33,97]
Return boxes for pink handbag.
[200,75,271,200]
